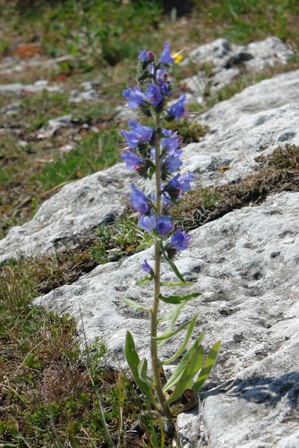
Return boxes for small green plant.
[120,43,220,430]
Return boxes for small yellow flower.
[171,51,184,64]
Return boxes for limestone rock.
[0,164,141,262]
[183,36,293,100]
[200,69,299,132]
[185,102,299,186]
[1,71,299,262]
[33,191,299,447]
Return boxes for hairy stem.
[151,112,172,420]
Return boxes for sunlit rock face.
[1,37,299,448]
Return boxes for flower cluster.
[121,42,194,274]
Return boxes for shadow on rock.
[232,371,299,408]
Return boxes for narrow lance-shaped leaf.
[161,281,193,287]
[138,358,148,383]
[163,333,205,392]
[153,319,191,344]
[136,239,154,252]
[159,292,200,305]
[192,341,221,393]
[166,346,205,405]
[135,275,153,286]
[158,301,185,323]
[157,302,185,348]
[162,317,202,365]
[125,331,153,400]
[121,296,151,313]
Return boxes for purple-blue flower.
[138,213,155,232]
[121,150,143,170]
[121,120,153,149]
[160,134,180,154]
[123,87,147,108]
[142,259,154,275]
[168,171,195,194]
[168,94,186,121]
[159,42,174,65]
[130,183,150,215]
[163,156,183,173]
[161,128,173,137]
[138,50,150,62]
[156,216,174,236]
[145,84,163,107]
[170,229,190,251]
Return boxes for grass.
[0,257,175,447]
[0,0,299,445]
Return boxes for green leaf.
[162,318,203,365]
[153,319,191,343]
[121,296,151,313]
[138,358,148,382]
[193,341,221,393]
[158,302,185,323]
[163,334,205,392]
[125,332,153,400]
[136,239,154,252]
[159,292,200,304]
[135,275,153,286]
[166,346,205,405]
[161,281,193,287]
[157,302,185,348]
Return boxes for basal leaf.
[121,296,151,313]
[125,331,153,399]
[192,341,221,393]
[138,358,148,382]
[166,346,205,405]
[163,335,205,392]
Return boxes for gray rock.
[185,102,299,186]
[183,36,293,99]
[0,164,141,262]
[36,113,73,139]
[33,191,299,447]
[0,80,62,95]
[200,69,299,132]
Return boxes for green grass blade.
[166,346,205,405]
[193,341,221,393]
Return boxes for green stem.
[151,111,173,420]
